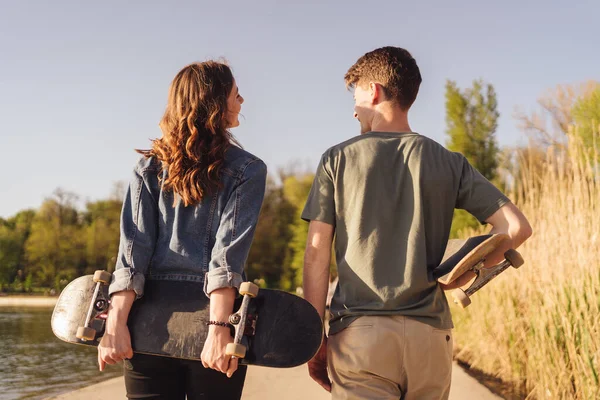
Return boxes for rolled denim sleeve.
[108,164,158,299]
[204,159,267,296]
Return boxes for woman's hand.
[201,287,238,377]
[201,325,238,377]
[97,320,133,371]
[97,290,136,371]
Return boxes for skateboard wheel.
[504,249,524,269]
[452,289,471,308]
[93,270,112,284]
[76,326,97,341]
[239,282,259,298]
[226,343,247,358]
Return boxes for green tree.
[281,174,315,290]
[84,197,122,273]
[246,175,296,289]
[445,79,500,237]
[10,210,36,233]
[446,79,500,180]
[572,86,600,161]
[0,225,21,289]
[0,210,34,291]
[24,189,86,288]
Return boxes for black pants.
[123,353,247,400]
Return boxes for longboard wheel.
[239,282,259,298]
[504,249,524,269]
[226,343,247,358]
[93,270,112,284]
[452,289,471,308]
[76,326,97,341]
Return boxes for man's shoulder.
[320,133,387,161]
[406,134,466,165]
[321,132,454,160]
[321,134,365,158]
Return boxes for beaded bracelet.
[207,320,232,328]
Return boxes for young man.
[301,47,532,400]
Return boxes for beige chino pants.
[327,315,453,400]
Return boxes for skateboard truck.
[229,313,257,336]
[452,249,524,308]
[226,282,260,359]
[76,270,111,341]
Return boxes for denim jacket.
[108,146,267,299]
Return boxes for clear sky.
[1,0,597,218]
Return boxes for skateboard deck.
[51,275,323,368]
[433,234,524,307]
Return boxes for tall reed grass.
[452,127,600,399]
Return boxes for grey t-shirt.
[301,131,510,334]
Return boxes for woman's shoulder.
[133,154,162,174]
[223,146,266,177]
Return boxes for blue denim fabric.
[108,146,267,299]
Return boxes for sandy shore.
[49,362,500,399]
[0,296,57,307]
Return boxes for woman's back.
[111,146,266,298]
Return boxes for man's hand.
[303,221,334,391]
[308,336,331,392]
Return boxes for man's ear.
[369,82,385,104]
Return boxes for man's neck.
[368,107,412,134]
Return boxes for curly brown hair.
[344,46,422,110]
[138,61,240,206]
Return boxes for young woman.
[97,61,267,400]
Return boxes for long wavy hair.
[139,61,240,206]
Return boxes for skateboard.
[433,234,524,308]
[51,272,323,368]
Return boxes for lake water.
[0,306,122,400]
